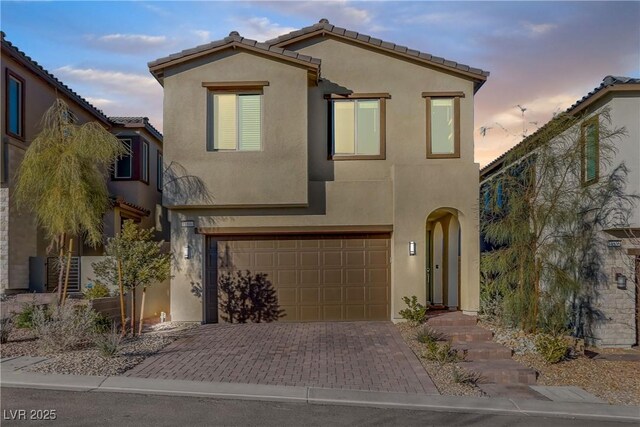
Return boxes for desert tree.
[481,108,636,334]
[92,221,171,335]
[15,99,126,303]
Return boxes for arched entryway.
[426,208,461,310]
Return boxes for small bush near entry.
[14,303,38,329]
[0,317,13,344]
[83,283,111,300]
[423,341,460,365]
[416,326,445,344]
[535,334,568,364]
[32,304,97,353]
[399,296,428,324]
[93,323,123,357]
[452,366,482,385]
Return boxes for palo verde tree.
[15,99,126,303]
[481,108,636,334]
[92,221,171,335]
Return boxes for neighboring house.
[150,19,490,323]
[0,32,165,296]
[480,76,640,347]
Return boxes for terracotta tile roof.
[1,31,111,125]
[109,116,163,142]
[265,19,489,83]
[148,31,321,77]
[111,196,150,217]
[480,76,640,179]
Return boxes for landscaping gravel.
[480,319,640,406]
[396,322,484,397]
[1,322,200,377]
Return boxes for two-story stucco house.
[480,76,640,347]
[150,20,489,323]
[0,32,165,295]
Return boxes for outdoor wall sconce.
[409,241,416,256]
[616,273,627,290]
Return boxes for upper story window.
[423,92,463,159]
[327,94,388,160]
[114,139,133,179]
[141,140,149,183]
[6,70,25,139]
[581,116,599,185]
[157,152,163,192]
[207,92,262,151]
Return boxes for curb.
[1,368,639,422]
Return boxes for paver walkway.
[125,322,438,394]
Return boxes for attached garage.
[204,233,391,323]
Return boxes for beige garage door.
[208,235,390,322]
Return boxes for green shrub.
[423,341,460,365]
[93,314,112,334]
[399,296,428,324]
[0,317,13,344]
[452,366,482,385]
[14,303,38,329]
[93,323,123,357]
[32,304,97,353]
[83,282,111,300]
[535,334,568,364]
[416,326,445,344]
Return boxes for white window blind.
[211,93,261,151]
[430,98,455,154]
[332,99,380,156]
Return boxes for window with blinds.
[209,93,262,151]
[332,99,380,156]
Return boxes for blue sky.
[2,1,639,165]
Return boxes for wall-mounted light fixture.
[616,273,627,290]
[409,241,416,256]
[183,245,191,260]
[181,220,195,228]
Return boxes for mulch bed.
[396,322,484,397]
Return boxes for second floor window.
[581,116,599,184]
[423,93,462,159]
[330,98,385,159]
[157,152,163,192]
[114,139,133,179]
[208,93,262,151]
[141,140,149,183]
[6,71,24,138]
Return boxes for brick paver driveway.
[126,322,438,394]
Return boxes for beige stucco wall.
[163,36,481,321]
[162,51,309,207]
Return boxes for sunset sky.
[2,1,638,166]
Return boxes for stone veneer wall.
[0,187,8,291]
[587,238,638,348]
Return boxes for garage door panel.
[300,269,320,284]
[323,287,342,303]
[346,269,365,285]
[211,235,390,322]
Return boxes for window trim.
[113,138,133,180]
[581,115,600,186]
[5,68,25,141]
[206,90,264,152]
[327,94,387,161]
[141,140,149,184]
[157,151,163,192]
[424,93,461,159]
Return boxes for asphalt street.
[1,387,634,427]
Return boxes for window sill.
[330,154,386,160]
[426,153,460,159]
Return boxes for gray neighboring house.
[480,76,640,347]
[150,19,491,323]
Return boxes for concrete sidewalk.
[1,363,638,423]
